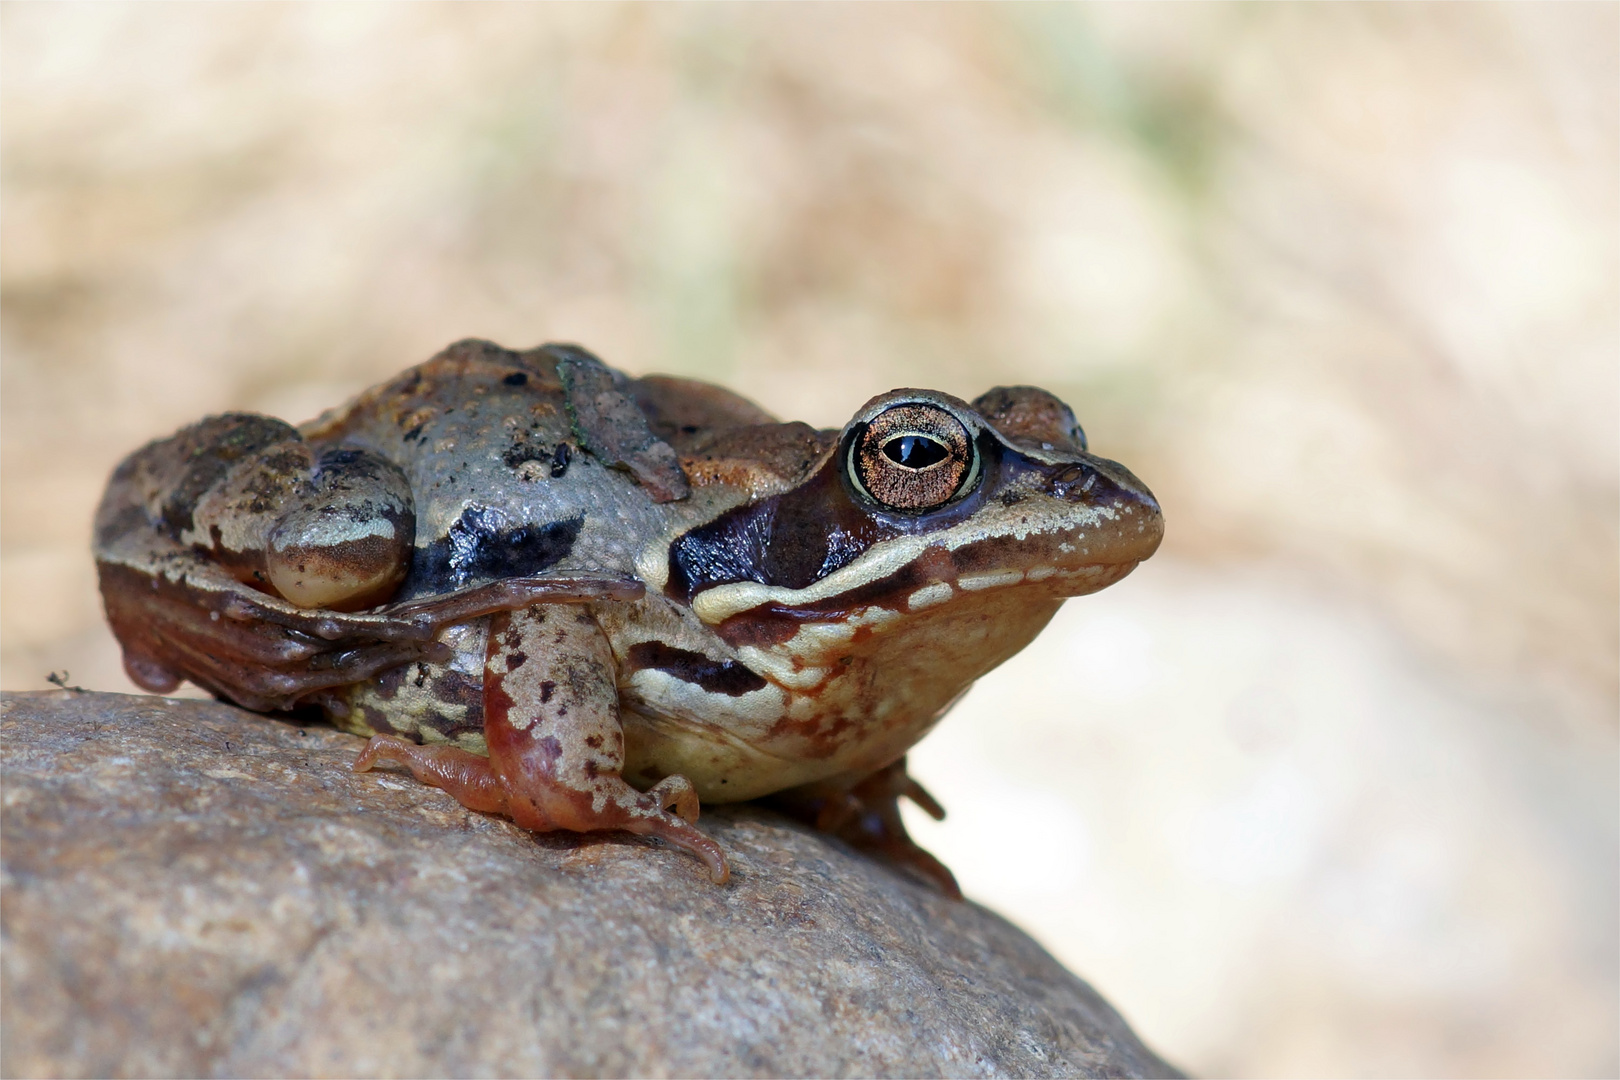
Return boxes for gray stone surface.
[1,690,1178,1078]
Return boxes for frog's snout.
[1041,454,1164,566]
[1049,455,1157,507]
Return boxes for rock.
[1,691,1178,1078]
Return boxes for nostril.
[1048,464,1089,496]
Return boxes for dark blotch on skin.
[359,663,486,742]
[502,436,549,471]
[626,640,768,697]
[503,371,529,386]
[539,680,555,703]
[409,506,583,592]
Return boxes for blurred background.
[3,4,1614,1075]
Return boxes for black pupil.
[882,434,949,470]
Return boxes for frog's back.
[297,340,760,602]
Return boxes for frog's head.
[664,385,1162,648]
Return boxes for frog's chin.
[689,581,1073,800]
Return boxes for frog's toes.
[775,758,963,899]
[900,773,946,821]
[122,652,180,694]
[352,735,509,816]
[625,807,730,885]
[630,776,728,882]
[883,838,960,899]
[645,774,701,824]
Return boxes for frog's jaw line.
[690,534,929,624]
[907,582,953,610]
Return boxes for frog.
[94,339,1163,894]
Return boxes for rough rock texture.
[1,691,1177,1078]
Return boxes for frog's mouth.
[666,409,1163,628]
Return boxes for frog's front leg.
[355,606,729,884]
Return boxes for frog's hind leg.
[96,414,645,712]
[770,758,961,898]
[355,605,728,884]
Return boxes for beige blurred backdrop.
[3,4,1615,1076]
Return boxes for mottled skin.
[95,339,1162,891]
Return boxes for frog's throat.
[687,504,1127,626]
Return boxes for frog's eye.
[848,403,978,512]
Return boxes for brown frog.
[94,340,1162,893]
